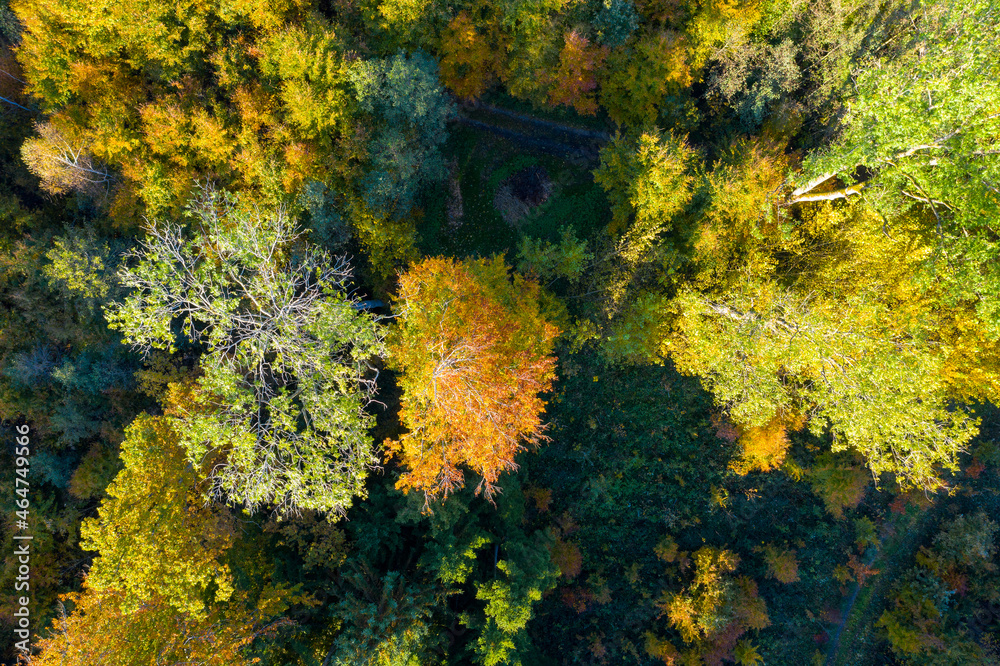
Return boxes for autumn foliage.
[439,12,496,100]
[728,412,803,475]
[30,585,261,666]
[651,546,770,665]
[760,544,800,584]
[547,31,608,116]
[386,256,559,502]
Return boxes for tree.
[80,414,235,618]
[599,29,692,126]
[606,137,991,490]
[593,0,640,49]
[793,0,1000,339]
[31,583,291,666]
[14,2,438,224]
[13,0,309,216]
[593,128,695,309]
[684,0,762,75]
[106,189,386,516]
[667,280,977,489]
[20,120,113,197]
[516,226,593,284]
[546,31,607,116]
[495,0,566,105]
[385,256,559,502]
[878,513,1000,665]
[439,11,498,101]
[349,50,455,217]
[473,557,555,666]
[323,568,440,666]
[651,546,769,666]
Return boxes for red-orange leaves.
[547,31,608,116]
[386,255,559,502]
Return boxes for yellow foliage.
[729,412,803,475]
[80,414,235,618]
[684,0,762,74]
[807,453,870,520]
[645,632,681,665]
[31,584,260,666]
[68,443,121,500]
[376,0,432,44]
[655,535,681,563]
[348,200,420,287]
[439,12,497,100]
[600,29,691,126]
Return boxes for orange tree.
[385,256,559,503]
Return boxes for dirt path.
[826,503,945,666]
[454,103,611,164]
[471,103,612,140]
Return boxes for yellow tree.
[607,137,995,491]
[593,128,696,310]
[79,411,236,618]
[651,546,769,665]
[30,566,303,666]
[386,256,559,502]
[599,29,692,126]
[31,585,267,666]
[438,11,497,101]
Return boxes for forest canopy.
[2,0,999,664]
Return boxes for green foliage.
[517,226,593,284]
[471,547,559,666]
[708,38,800,129]
[0,2,19,43]
[351,50,455,217]
[326,569,441,666]
[107,189,386,516]
[299,180,351,251]
[799,0,1000,339]
[593,128,695,308]
[593,0,640,48]
[878,512,1000,664]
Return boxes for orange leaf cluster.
[729,413,802,475]
[386,256,559,502]
[547,31,608,116]
[549,535,583,579]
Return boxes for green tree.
[324,568,441,666]
[593,128,695,308]
[878,513,1000,665]
[349,50,455,217]
[107,189,386,516]
[793,0,1000,339]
